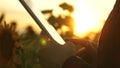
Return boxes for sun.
[72,0,116,39]
[73,1,99,38]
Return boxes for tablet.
[19,0,65,45]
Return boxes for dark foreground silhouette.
[98,0,120,68]
[62,39,97,68]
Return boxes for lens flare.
[40,38,47,46]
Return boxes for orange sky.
[0,0,116,37]
[73,0,116,38]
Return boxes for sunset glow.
[73,1,97,38]
[0,0,116,38]
[72,0,116,38]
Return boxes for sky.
[72,0,116,38]
[0,0,76,34]
[0,0,116,37]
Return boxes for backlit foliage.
[0,19,19,68]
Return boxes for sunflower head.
[0,21,18,63]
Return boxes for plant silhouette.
[42,2,74,37]
[0,16,20,68]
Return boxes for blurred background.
[0,0,116,68]
[0,0,116,40]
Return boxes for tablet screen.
[19,0,65,45]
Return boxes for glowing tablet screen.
[19,0,65,45]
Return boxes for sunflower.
[0,21,19,68]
